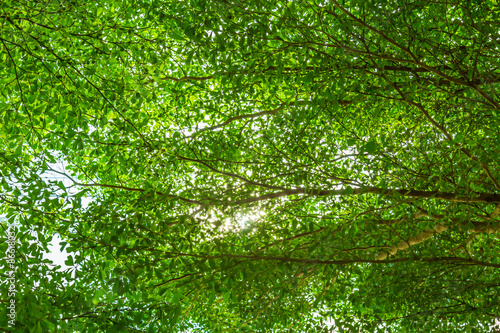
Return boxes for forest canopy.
[1,0,500,332]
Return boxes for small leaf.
[343,186,354,195]
[363,141,377,154]
[65,255,74,266]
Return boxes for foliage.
[1,0,500,331]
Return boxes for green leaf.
[363,141,377,154]
[65,256,74,266]
[343,186,354,195]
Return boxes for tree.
[1,0,500,331]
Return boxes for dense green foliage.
[1,0,500,331]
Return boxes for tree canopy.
[1,0,500,332]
